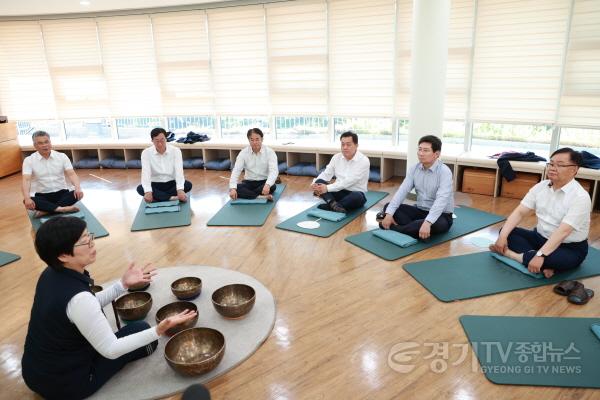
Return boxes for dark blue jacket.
[581,151,600,169]
[496,152,546,181]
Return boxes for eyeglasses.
[546,162,577,169]
[74,233,95,248]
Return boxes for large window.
[220,116,270,140]
[442,120,466,154]
[17,120,63,140]
[275,116,328,142]
[167,116,216,137]
[116,117,165,140]
[64,119,111,140]
[471,123,552,156]
[333,117,393,145]
[559,127,600,157]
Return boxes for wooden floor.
[1,169,600,400]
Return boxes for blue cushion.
[73,157,99,169]
[491,253,543,279]
[373,229,418,248]
[99,157,126,169]
[278,162,287,174]
[144,205,180,214]
[287,162,317,176]
[591,324,600,341]
[307,209,346,222]
[369,166,381,182]
[183,157,204,169]
[126,159,142,169]
[204,158,231,171]
[231,198,268,205]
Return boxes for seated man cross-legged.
[136,128,192,203]
[489,147,591,279]
[22,131,84,218]
[379,135,454,240]
[311,131,370,214]
[229,128,278,201]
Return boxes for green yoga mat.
[344,206,505,260]
[403,247,600,302]
[207,185,286,226]
[131,198,192,231]
[460,315,600,388]
[0,251,20,267]
[275,191,388,238]
[28,202,109,238]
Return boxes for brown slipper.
[553,280,582,296]
[567,286,594,305]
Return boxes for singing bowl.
[211,284,256,319]
[128,281,151,292]
[90,285,103,294]
[114,292,152,321]
[171,277,202,300]
[155,301,198,336]
[164,327,225,376]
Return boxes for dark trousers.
[236,179,276,199]
[79,321,158,399]
[136,180,192,202]
[380,203,453,239]
[32,189,78,212]
[315,179,366,211]
[507,227,588,271]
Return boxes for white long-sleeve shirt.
[22,150,73,194]
[314,151,370,193]
[66,281,159,360]
[229,145,278,189]
[141,144,185,193]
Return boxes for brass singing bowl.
[114,292,152,321]
[155,301,198,336]
[164,327,225,376]
[128,281,151,292]
[90,285,103,294]
[171,277,202,300]
[211,284,256,319]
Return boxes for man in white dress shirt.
[22,131,83,218]
[311,131,370,213]
[136,128,192,203]
[229,128,278,201]
[490,147,591,278]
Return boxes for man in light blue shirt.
[378,135,454,240]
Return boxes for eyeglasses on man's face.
[74,233,95,248]
[546,162,577,169]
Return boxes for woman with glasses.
[21,217,197,399]
[490,147,591,279]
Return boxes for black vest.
[22,266,96,399]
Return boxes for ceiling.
[0,0,232,17]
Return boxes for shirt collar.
[558,178,578,194]
[34,150,55,160]
[250,146,264,155]
[58,266,94,286]
[152,145,170,156]
[419,159,441,171]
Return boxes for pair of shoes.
[317,203,331,211]
[329,201,347,214]
[554,280,595,305]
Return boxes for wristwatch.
[535,250,546,258]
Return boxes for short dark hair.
[247,128,263,139]
[32,130,50,141]
[418,135,442,153]
[551,147,582,167]
[35,217,87,270]
[150,127,167,140]
[340,131,358,144]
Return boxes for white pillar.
[407,0,450,168]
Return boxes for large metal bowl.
[128,281,151,292]
[211,284,256,319]
[90,285,103,294]
[114,292,152,321]
[171,277,202,300]
[164,327,225,376]
[155,301,198,336]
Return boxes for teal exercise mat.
[460,315,600,388]
[275,191,388,238]
[403,247,600,302]
[207,185,286,227]
[131,198,192,231]
[344,206,505,261]
[28,202,109,238]
[0,251,20,267]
